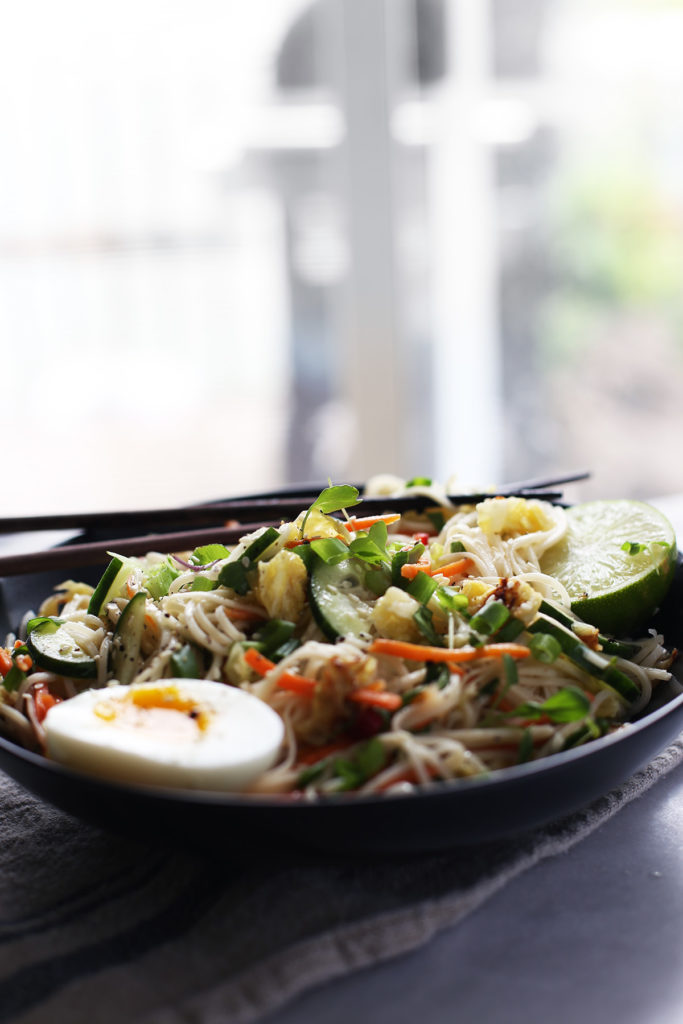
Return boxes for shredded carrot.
[369,638,531,664]
[126,575,137,599]
[243,647,276,675]
[399,560,432,580]
[0,649,12,677]
[13,640,23,650]
[434,558,472,579]
[348,688,402,711]
[223,606,268,622]
[277,671,317,696]
[400,557,471,581]
[346,513,401,532]
[143,614,160,642]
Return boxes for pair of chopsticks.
[0,471,590,577]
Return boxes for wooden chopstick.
[0,523,272,576]
[0,471,589,536]
[0,471,590,578]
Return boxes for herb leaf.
[192,544,230,565]
[508,686,591,723]
[621,541,647,556]
[301,484,361,537]
[413,606,444,646]
[333,737,387,791]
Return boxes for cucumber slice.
[88,556,134,615]
[539,599,638,659]
[309,557,373,640]
[26,618,98,679]
[217,527,280,594]
[527,613,640,704]
[110,592,147,685]
[170,643,201,679]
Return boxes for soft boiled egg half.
[43,679,284,792]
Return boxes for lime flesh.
[540,500,677,637]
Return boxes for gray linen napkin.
[1,737,682,1024]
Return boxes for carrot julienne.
[399,560,431,580]
[243,647,276,675]
[369,638,531,663]
[277,671,317,696]
[346,513,401,531]
[224,606,269,622]
[242,647,317,695]
[348,687,402,711]
[400,557,471,580]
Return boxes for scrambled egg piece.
[257,550,308,621]
[459,577,542,625]
[459,579,493,616]
[477,497,555,539]
[370,586,422,641]
[289,508,352,543]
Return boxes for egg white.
[43,679,284,792]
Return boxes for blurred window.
[2,0,683,514]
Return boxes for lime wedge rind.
[540,500,677,637]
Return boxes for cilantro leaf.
[301,484,361,537]
[507,686,591,723]
[621,541,647,556]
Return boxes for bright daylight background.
[2,0,683,515]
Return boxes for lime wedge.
[540,500,677,637]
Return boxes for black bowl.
[1,547,682,856]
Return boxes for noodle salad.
[0,484,676,797]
